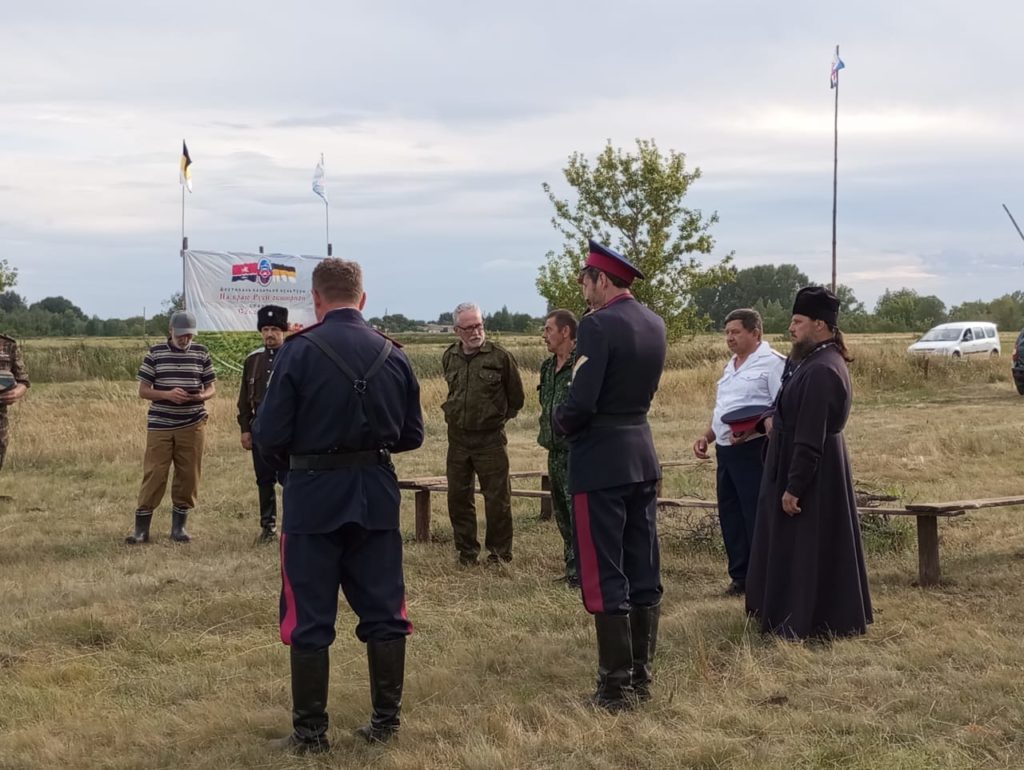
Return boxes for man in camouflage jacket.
[538,310,578,586]
[0,333,29,471]
[442,303,525,566]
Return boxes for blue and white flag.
[312,157,328,203]
[830,51,845,89]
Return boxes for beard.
[789,337,818,362]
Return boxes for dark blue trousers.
[572,481,663,615]
[279,525,411,650]
[252,445,286,487]
[715,438,765,583]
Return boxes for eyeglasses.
[456,323,484,333]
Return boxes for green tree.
[694,264,810,327]
[874,288,947,331]
[537,139,733,338]
[0,260,18,293]
[0,291,26,313]
[30,296,87,320]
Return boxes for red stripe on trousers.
[279,533,298,645]
[573,492,604,613]
[400,596,414,634]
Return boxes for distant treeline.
[0,292,176,339]
[693,265,1024,334]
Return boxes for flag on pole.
[312,156,328,203]
[179,141,193,192]
[830,50,845,89]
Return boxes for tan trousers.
[137,420,206,512]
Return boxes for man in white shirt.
[693,309,785,596]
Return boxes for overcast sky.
[3,0,1022,321]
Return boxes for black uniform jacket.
[252,308,424,533]
[553,293,667,494]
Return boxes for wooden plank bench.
[400,468,1021,589]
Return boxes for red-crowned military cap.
[721,404,772,436]
[582,240,645,286]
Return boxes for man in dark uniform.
[746,286,872,640]
[237,304,289,542]
[554,240,667,712]
[0,332,30,473]
[252,258,424,753]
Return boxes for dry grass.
[1,336,1024,769]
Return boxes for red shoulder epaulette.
[372,328,403,348]
[283,321,323,342]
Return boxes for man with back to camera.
[554,240,667,712]
[253,258,424,752]
[125,310,216,545]
[237,304,290,543]
[693,308,784,596]
[441,302,525,566]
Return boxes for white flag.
[312,157,328,203]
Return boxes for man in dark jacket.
[442,302,525,565]
[253,258,424,753]
[237,304,289,542]
[745,286,872,639]
[554,240,667,712]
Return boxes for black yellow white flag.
[180,140,193,192]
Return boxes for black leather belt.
[589,413,647,428]
[289,450,390,470]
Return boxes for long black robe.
[745,343,872,639]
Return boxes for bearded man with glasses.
[441,302,525,566]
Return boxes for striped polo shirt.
[137,339,216,430]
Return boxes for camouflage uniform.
[442,340,525,563]
[0,334,29,471]
[538,348,577,581]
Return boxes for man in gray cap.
[125,310,217,544]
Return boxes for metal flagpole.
[181,184,187,309]
[831,44,840,293]
[323,153,332,256]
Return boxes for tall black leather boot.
[629,602,661,702]
[124,510,152,545]
[590,613,635,712]
[355,637,405,743]
[270,647,330,754]
[257,485,277,543]
[170,506,191,543]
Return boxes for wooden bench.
[401,467,1024,588]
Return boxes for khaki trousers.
[137,420,206,512]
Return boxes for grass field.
[1,334,1024,769]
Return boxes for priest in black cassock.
[745,286,872,640]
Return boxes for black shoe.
[268,732,330,754]
[486,553,512,565]
[566,574,581,589]
[724,580,745,597]
[590,613,636,712]
[170,507,191,542]
[258,526,278,544]
[272,647,330,753]
[458,554,479,567]
[355,637,405,744]
[258,485,277,533]
[124,510,152,545]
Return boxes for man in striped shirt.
[125,310,217,544]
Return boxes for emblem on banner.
[257,258,273,286]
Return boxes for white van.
[907,322,1000,358]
